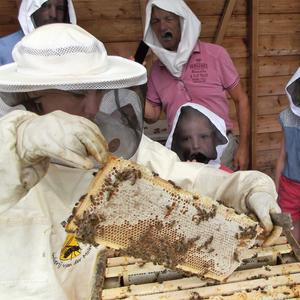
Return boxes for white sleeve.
[0,110,49,213]
[134,135,277,213]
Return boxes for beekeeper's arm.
[0,110,108,213]
[135,135,281,243]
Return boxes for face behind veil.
[166,103,228,165]
[94,88,144,159]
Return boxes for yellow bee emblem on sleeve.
[60,233,81,261]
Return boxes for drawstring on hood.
[18,0,77,35]
[143,0,201,78]
[286,67,300,117]
[166,103,228,167]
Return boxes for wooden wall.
[1,0,299,178]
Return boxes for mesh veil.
[94,88,144,159]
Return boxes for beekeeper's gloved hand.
[246,192,282,246]
[17,110,108,169]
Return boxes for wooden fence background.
[1,0,299,178]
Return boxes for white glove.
[246,192,282,245]
[17,110,108,169]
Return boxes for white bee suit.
[0,111,105,299]
[0,109,281,299]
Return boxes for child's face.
[173,114,217,162]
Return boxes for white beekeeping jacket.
[0,110,277,299]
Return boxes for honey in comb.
[65,156,262,281]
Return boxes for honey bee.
[63,245,81,259]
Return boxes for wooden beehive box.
[91,236,300,299]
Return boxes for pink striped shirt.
[147,41,239,130]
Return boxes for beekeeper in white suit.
[0,0,76,66]
[0,24,281,299]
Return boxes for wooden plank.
[90,250,108,300]
[106,262,166,279]
[209,285,300,299]
[256,149,280,169]
[0,25,20,37]
[256,132,282,151]
[222,37,248,57]
[186,0,246,16]
[257,76,290,97]
[78,15,247,42]
[249,0,259,169]
[214,0,238,44]
[0,0,19,35]
[257,95,288,116]
[259,14,300,35]
[79,15,247,42]
[191,0,300,17]
[232,57,248,78]
[200,15,247,38]
[258,56,300,77]
[102,265,300,300]
[259,0,300,13]
[116,273,300,299]
[138,0,147,30]
[259,34,300,56]
[103,257,299,298]
[105,244,292,280]
[73,0,141,19]
[105,41,139,57]
[256,114,282,134]
[101,240,294,299]
[78,19,143,42]
[103,283,300,300]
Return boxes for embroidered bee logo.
[60,233,81,261]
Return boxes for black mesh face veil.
[0,86,145,159]
[287,78,300,107]
[94,87,145,159]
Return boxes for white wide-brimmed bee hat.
[0,23,148,159]
[0,23,147,100]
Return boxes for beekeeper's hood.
[286,67,300,117]
[18,0,77,35]
[144,0,201,78]
[166,103,228,166]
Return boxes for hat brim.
[0,56,147,92]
